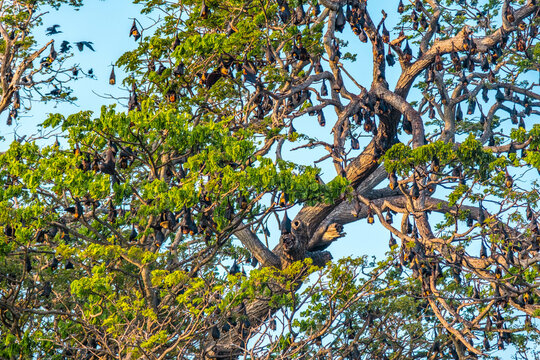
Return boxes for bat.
[335,6,346,32]
[74,41,94,52]
[59,40,71,53]
[46,25,61,36]
[200,0,210,19]
[48,44,57,62]
[403,39,412,62]
[281,211,291,234]
[398,0,404,14]
[109,66,116,85]
[129,19,141,40]
[382,23,390,43]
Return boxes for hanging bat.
[109,66,116,85]
[129,19,141,40]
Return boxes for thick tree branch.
[234,227,281,268]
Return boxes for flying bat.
[59,40,71,53]
[46,25,62,36]
[47,86,61,96]
[74,41,95,52]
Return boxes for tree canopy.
[1,0,540,359]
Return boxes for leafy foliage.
[2,0,540,359]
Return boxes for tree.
[0,0,91,127]
[1,0,540,358]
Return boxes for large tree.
[0,0,91,127]
[1,0,540,359]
